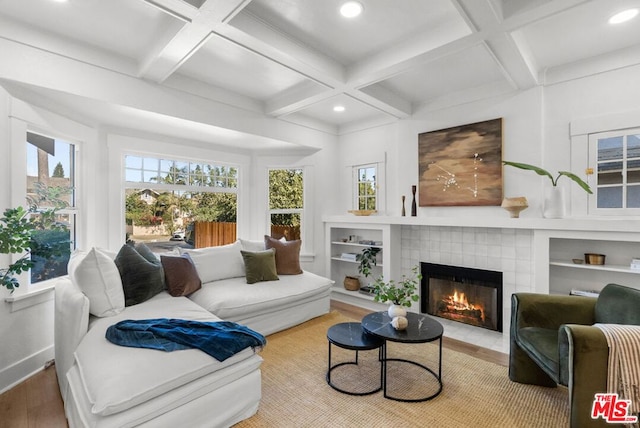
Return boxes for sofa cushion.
[115,243,165,306]
[161,253,202,296]
[180,240,245,282]
[189,271,332,321]
[68,248,125,317]
[241,249,279,284]
[240,239,266,252]
[73,292,259,416]
[264,235,302,275]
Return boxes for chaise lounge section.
[55,238,332,427]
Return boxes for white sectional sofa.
[55,238,332,428]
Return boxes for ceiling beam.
[137,0,252,83]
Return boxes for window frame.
[353,163,378,211]
[267,167,309,254]
[10,129,81,291]
[123,153,240,248]
[588,128,640,216]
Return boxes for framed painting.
[418,118,503,206]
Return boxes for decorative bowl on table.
[348,210,377,216]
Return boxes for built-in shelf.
[550,260,640,274]
[325,222,400,307]
[331,241,383,248]
[331,285,376,301]
[330,256,384,267]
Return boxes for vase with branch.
[503,161,592,218]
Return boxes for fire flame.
[446,290,485,321]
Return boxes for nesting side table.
[326,322,385,396]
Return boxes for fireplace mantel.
[324,216,640,354]
[323,215,640,233]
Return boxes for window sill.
[4,278,60,312]
[300,253,315,263]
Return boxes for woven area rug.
[235,311,569,428]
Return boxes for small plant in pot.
[372,265,421,329]
[344,246,380,291]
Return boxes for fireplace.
[420,262,503,332]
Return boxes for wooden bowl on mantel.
[501,197,528,218]
[348,210,377,216]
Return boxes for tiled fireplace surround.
[400,225,534,354]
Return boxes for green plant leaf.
[503,161,554,183]
[504,161,592,193]
[558,171,593,194]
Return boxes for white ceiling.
[1,0,639,146]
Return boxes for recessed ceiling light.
[340,1,363,18]
[333,105,345,112]
[608,8,638,24]
[51,0,69,2]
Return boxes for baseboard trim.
[0,345,54,394]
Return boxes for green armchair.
[509,283,640,428]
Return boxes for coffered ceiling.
[0,0,639,144]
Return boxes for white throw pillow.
[68,248,125,317]
[180,240,245,282]
[240,239,266,252]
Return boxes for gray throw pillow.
[241,249,279,284]
[115,243,165,306]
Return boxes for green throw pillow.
[115,243,165,306]
[241,249,279,284]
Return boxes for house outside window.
[268,168,303,241]
[124,155,238,251]
[354,164,377,210]
[589,128,640,215]
[26,132,77,284]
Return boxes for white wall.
[544,63,640,217]
[0,90,104,394]
[336,87,545,217]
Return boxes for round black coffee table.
[362,311,443,402]
[326,322,384,395]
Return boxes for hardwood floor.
[0,300,508,427]
[0,363,66,428]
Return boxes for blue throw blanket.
[106,318,266,362]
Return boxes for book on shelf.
[358,240,382,246]
[340,252,358,261]
[359,285,375,296]
[570,288,600,297]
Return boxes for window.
[124,155,238,251]
[589,128,640,214]
[26,132,77,284]
[268,169,303,241]
[354,164,377,210]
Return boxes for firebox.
[420,262,503,332]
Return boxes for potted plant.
[1,205,71,293]
[343,246,380,291]
[503,161,592,218]
[357,246,380,278]
[372,265,421,320]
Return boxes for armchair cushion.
[516,327,560,383]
